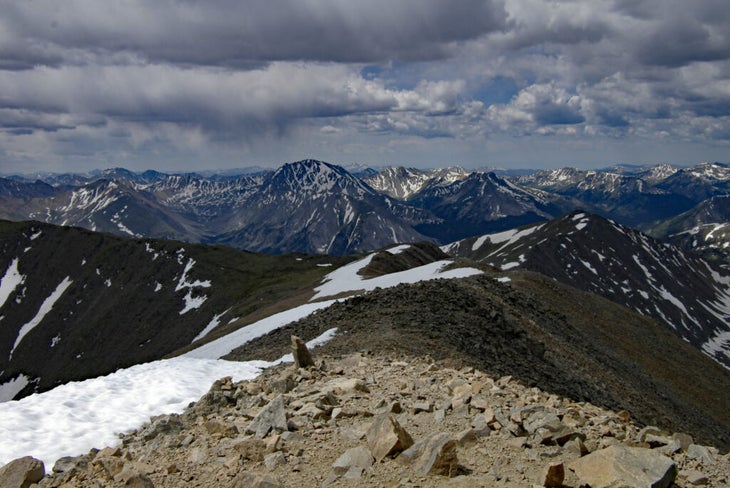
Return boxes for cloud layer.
[0,0,728,172]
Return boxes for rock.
[204,420,238,437]
[366,413,414,462]
[232,472,281,488]
[412,401,432,414]
[672,432,694,451]
[569,444,677,488]
[233,437,267,461]
[187,446,208,465]
[563,436,589,457]
[398,432,459,477]
[124,474,155,487]
[682,469,709,485]
[494,407,522,436]
[687,444,716,465]
[0,456,45,488]
[246,395,288,438]
[96,456,125,477]
[264,451,287,471]
[323,377,370,395]
[139,415,184,442]
[291,335,315,368]
[332,446,373,476]
[637,425,666,443]
[52,455,88,474]
[542,461,564,488]
[97,446,122,458]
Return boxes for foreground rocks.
[20,352,729,487]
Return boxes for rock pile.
[11,347,729,487]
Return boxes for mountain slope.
[444,211,730,368]
[646,195,730,267]
[655,162,730,203]
[0,220,346,399]
[516,168,695,227]
[409,172,568,242]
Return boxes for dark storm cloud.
[0,0,508,69]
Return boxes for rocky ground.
[5,346,728,487]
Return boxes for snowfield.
[0,247,483,469]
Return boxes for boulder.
[398,432,458,477]
[0,456,45,488]
[366,413,414,462]
[569,444,676,488]
[246,395,288,438]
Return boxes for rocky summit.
[18,346,729,487]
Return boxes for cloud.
[0,0,508,69]
[0,0,729,172]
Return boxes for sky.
[0,0,729,174]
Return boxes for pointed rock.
[291,335,315,368]
[569,444,676,488]
[0,456,45,488]
[366,413,414,462]
[398,432,459,477]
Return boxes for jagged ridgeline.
[0,220,349,399]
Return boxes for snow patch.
[472,235,489,251]
[9,277,73,361]
[176,258,211,315]
[580,259,598,275]
[0,258,25,309]
[387,244,411,255]
[311,254,482,301]
[175,258,212,291]
[192,309,231,343]
[0,357,268,467]
[179,290,207,315]
[701,331,730,368]
[0,375,30,403]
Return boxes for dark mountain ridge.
[444,211,730,369]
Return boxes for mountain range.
[3,160,729,260]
